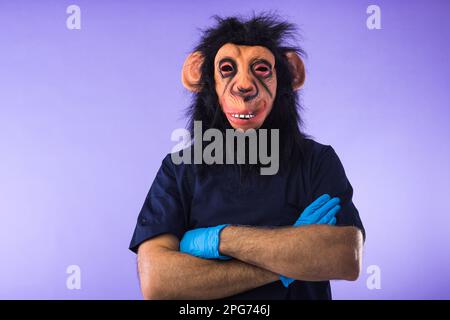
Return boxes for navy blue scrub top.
[129,139,365,300]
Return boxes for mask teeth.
[231,113,255,119]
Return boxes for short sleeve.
[129,155,188,253]
[311,146,366,241]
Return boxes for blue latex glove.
[180,224,231,260]
[294,194,340,227]
[279,194,341,288]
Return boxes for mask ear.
[285,51,306,90]
[181,51,204,92]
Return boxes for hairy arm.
[219,225,363,281]
[137,233,279,300]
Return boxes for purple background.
[1,0,449,299]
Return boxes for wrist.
[215,224,232,259]
[218,224,236,257]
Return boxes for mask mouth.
[222,99,267,127]
[230,113,256,120]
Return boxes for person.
[129,14,365,300]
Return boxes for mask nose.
[237,86,253,94]
[232,75,258,101]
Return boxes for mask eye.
[253,64,271,77]
[220,63,234,77]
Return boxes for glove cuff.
[213,224,231,260]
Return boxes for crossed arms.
[137,222,363,299]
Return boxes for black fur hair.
[185,13,309,176]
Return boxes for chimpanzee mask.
[180,15,308,172]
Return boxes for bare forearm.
[139,247,278,299]
[219,225,363,281]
